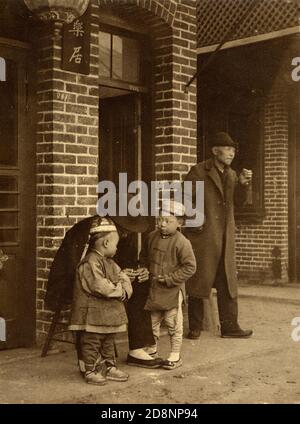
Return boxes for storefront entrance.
[98,22,152,191]
[99,84,153,195]
[0,44,36,349]
[99,91,138,187]
[99,82,153,258]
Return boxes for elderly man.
[184,132,253,339]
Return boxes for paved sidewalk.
[0,285,299,403]
[238,283,300,305]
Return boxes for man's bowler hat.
[210,132,238,149]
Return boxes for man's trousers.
[188,256,238,332]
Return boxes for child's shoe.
[85,370,107,385]
[106,366,129,382]
[161,357,183,370]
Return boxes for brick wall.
[35,2,100,341]
[236,79,289,282]
[35,0,197,343]
[152,0,198,182]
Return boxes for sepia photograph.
[0,0,300,407]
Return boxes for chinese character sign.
[62,7,90,74]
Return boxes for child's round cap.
[90,217,117,234]
[160,200,185,217]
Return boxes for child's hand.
[136,267,149,283]
[120,289,127,302]
[118,274,133,299]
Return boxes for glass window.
[0,58,17,166]
[99,30,143,84]
[0,193,18,209]
[99,31,111,78]
[0,229,18,243]
[0,212,18,227]
[112,35,122,80]
[112,36,140,83]
[0,176,18,191]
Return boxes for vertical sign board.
[62,5,91,75]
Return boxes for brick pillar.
[35,3,100,340]
[154,0,198,182]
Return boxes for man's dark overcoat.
[184,158,241,299]
[45,217,94,310]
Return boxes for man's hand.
[239,168,252,185]
[157,275,166,284]
[136,267,149,283]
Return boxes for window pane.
[112,35,123,80]
[0,212,18,227]
[112,36,140,83]
[0,58,17,166]
[0,229,18,243]
[99,31,111,78]
[0,193,18,209]
[123,37,140,83]
[0,176,18,191]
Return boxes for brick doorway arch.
[97,0,197,182]
[98,0,178,27]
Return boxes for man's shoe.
[85,371,107,385]
[186,330,201,340]
[127,354,163,369]
[221,328,253,338]
[106,366,129,382]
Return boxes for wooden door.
[0,45,36,349]
[99,93,137,188]
[99,91,155,258]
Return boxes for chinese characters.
[62,13,90,74]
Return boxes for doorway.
[99,85,153,189]
[99,85,153,258]
[0,45,36,349]
[99,90,138,187]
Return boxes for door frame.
[0,40,37,347]
[98,85,154,253]
[99,85,154,187]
